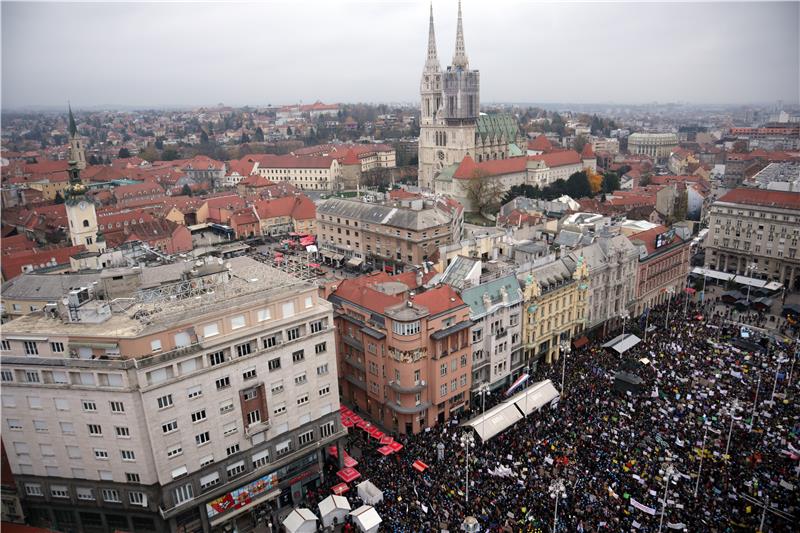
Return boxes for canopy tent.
[613,371,644,395]
[356,480,384,505]
[691,266,733,282]
[514,379,561,417]
[465,398,524,442]
[331,482,349,495]
[318,495,351,528]
[350,505,382,533]
[282,508,317,533]
[602,334,642,355]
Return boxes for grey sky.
[2,1,798,109]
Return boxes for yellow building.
[521,256,589,365]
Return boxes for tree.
[286,126,293,136]
[501,183,542,205]
[254,127,264,142]
[162,148,180,161]
[565,171,593,199]
[463,169,503,214]
[572,135,588,154]
[240,132,250,144]
[639,173,653,187]
[200,130,210,144]
[139,145,159,162]
[155,138,164,150]
[181,184,193,197]
[587,169,604,195]
[602,171,621,193]
[118,147,131,158]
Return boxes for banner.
[630,498,657,515]
[506,373,530,396]
[206,472,278,518]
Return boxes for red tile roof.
[1,245,86,280]
[581,143,595,159]
[254,195,316,221]
[527,135,553,152]
[529,150,582,168]
[718,188,800,210]
[332,270,441,315]
[251,154,337,169]
[453,155,527,179]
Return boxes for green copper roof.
[476,113,520,143]
[460,274,522,318]
[508,143,523,157]
[435,162,459,182]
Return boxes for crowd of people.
[309,295,798,532]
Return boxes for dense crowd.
[310,295,798,532]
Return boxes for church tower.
[418,1,480,190]
[64,161,103,252]
[68,104,87,170]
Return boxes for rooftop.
[717,188,800,210]
[317,197,453,231]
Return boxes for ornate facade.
[418,2,524,190]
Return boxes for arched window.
[83,219,90,228]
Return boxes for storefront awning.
[465,399,524,442]
[572,336,589,348]
[347,257,363,267]
[331,253,345,261]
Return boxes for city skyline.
[2,0,798,109]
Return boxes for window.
[247,410,261,425]
[203,323,220,338]
[195,431,211,446]
[121,450,136,461]
[219,399,234,414]
[157,394,173,409]
[264,334,280,349]
[200,455,215,467]
[102,489,121,503]
[2,395,15,408]
[98,470,113,481]
[315,342,327,354]
[275,439,292,457]
[319,384,331,397]
[115,426,130,438]
[305,296,313,309]
[282,301,295,318]
[1,370,12,382]
[50,342,65,353]
[216,376,231,390]
[310,319,325,333]
[231,315,246,329]
[223,422,238,436]
[257,308,271,322]
[235,342,252,357]
[298,430,314,446]
[81,399,97,412]
[227,460,246,478]
[25,370,41,383]
[173,484,193,505]
[392,321,420,336]
[88,424,103,436]
[243,388,258,401]
[226,444,240,457]
[110,401,125,413]
[94,449,109,460]
[297,394,309,406]
[77,487,95,501]
[23,341,39,355]
[0,340,10,351]
[126,472,141,483]
[208,351,225,366]
[317,363,329,376]
[150,339,162,352]
[129,491,146,506]
[440,384,447,397]
[294,373,307,386]
[25,484,43,496]
[268,357,281,371]
[33,420,48,432]
[27,396,42,409]
[51,485,69,498]
[161,420,178,434]
[292,349,305,363]
[167,445,183,459]
[190,409,207,423]
[187,385,203,399]
[200,472,220,491]
[61,421,75,434]
[242,367,257,380]
[273,403,287,416]
[321,421,335,438]
[271,381,284,395]
[440,363,447,377]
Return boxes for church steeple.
[67,103,87,169]
[424,2,440,73]
[68,103,78,138]
[452,0,468,69]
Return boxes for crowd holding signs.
[303,295,797,532]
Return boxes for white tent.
[602,333,642,355]
[356,480,384,505]
[318,495,351,528]
[465,400,523,442]
[350,504,382,533]
[282,508,317,533]
[514,379,560,416]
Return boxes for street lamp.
[724,399,740,462]
[771,356,789,403]
[657,463,676,533]
[476,383,490,443]
[620,310,630,338]
[548,478,566,533]
[559,341,571,397]
[745,262,758,305]
[694,421,709,498]
[664,287,675,329]
[750,372,761,432]
[460,432,475,505]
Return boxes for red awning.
[342,418,354,428]
[369,430,384,440]
[573,336,589,349]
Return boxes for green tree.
[181,184,193,197]
[572,135,588,154]
[254,127,264,142]
[565,171,593,199]
[602,172,621,193]
[464,169,503,215]
[162,148,180,161]
[118,147,131,158]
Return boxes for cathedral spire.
[68,102,77,138]
[424,2,440,72]
[452,0,468,69]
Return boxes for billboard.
[654,228,675,249]
[206,472,279,518]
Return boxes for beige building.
[251,155,342,191]
[316,197,463,271]
[0,257,344,532]
[705,188,800,290]
[627,133,679,162]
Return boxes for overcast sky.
[2,1,798,109]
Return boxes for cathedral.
[418,1,525,190]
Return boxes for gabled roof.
[453,155,528,179]
[528,134,553,152]
[529,150,582,168]
[581,143,595,159]
[476,114,520,143]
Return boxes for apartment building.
[251,155,342,192]
[628,225,692,314]
[520,257,590,367]
[627,133,679,162]
[316,197,462,272]
[0,257,344,533]
[327,270,473,434]
[705,189,800,290]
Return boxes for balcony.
[387,400,431,415]
[387,379,426,393]
[344,374,367,390]
[245,420,271,438]
[344,356,365,372]
[342,335,363,352]
[494,329,508,340]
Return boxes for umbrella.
[412,460,428,472]
[356,420,369,429]
[388,441,404,452]
[327,445,339,458]
[332,482,349,495]
[343,455,358,468]
[342,418,355,428]
[377,446,393,456]
[379,436,394,445]
[369,429,384,440]
[337,467,361,483]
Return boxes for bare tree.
[463,169,502,215]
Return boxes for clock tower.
[67,104,87,170]
[64,160,103,252]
